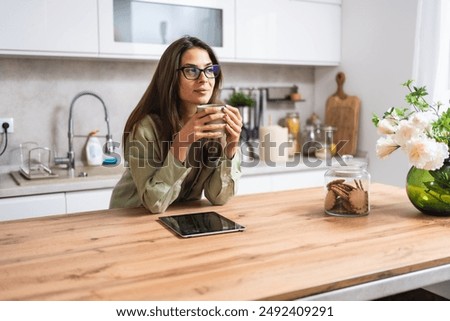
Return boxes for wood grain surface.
[325,72,361,155]
[1,183,450,301]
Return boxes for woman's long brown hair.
[123,36,223,157]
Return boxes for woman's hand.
[222,105,243,159]
[171,106,226,162]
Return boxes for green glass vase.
[406,159,450,216]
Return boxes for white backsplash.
[0,57,316,168]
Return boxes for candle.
[259,125,289,164]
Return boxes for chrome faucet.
[55,91,114,171]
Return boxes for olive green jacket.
[109,115,241,213]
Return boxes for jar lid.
[332,155,368,169]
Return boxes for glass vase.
[406,159,450,216]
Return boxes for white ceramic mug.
[197,104,226,133]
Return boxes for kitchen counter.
[1,183,450,300]
[0,155,367,198]
[0,165,124,198]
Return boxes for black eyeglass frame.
[177,64,221,80]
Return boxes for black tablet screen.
[159,211,245,238]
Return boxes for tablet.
[159,211,246,238]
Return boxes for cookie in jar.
[324,155,370,216]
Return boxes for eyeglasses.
[177,64,220,80]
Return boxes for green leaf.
[432,108,450,145]
[372,114,380,126]
[402,80,414,87]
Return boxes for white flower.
[424,142,449,170]
[376,136,399,159]
[394,119,421,147]
[377,118,398,135]
[410,111,437,131]
[405,137,449,170]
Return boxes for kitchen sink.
[10,165,124,186]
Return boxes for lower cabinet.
[66,189,113,214]
[237,175,273,195]
[271,169,326,191]
[239,169,326,195]
[0,188,113,221]
[0,193,66,221]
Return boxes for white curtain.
[416,0,450,297]
[413,0,450,104]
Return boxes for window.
[413,0,450,103]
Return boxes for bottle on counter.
[285,112,300,154]
[315,126,336,161]
[301,125,319,157]
[85,130,103,166]
[324,155,370,217]
[302,112,322,157]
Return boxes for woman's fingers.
[222,106,242,139]
[223,106,242,126]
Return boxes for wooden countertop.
[1,183,450,301]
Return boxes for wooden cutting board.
[325,72,360,156]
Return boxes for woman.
[110,36,242,213]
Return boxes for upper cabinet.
[0,0,341,65]
[0,0,98,56]
[98,0,235,60]
[235,0,341,65]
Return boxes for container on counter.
[285,112,300,154]
[315,126,336,160]
[324,155,370,217]
[85,130,103,166]
[259,125,289,163]
[301,125,319,156]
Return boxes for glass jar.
[324,155,370,216]
[315,126,336,160]
[301,125,318,156]
[285,112,300,153]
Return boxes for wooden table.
[1,183,450,301]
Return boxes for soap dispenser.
[85,130,103,166]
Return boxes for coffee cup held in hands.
[197,104,226,133]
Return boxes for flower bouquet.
[372,80,450,215]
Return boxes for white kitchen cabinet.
[0,0,341,65]
[0,188,113,220]
[0,193,66,221]
[66,188,113,214]
[271,168,326,191]
[237,174,273,195]
[238,167,326,195]
[235,0,341,65]
[98,0,235,60]
[0,0,98,56]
